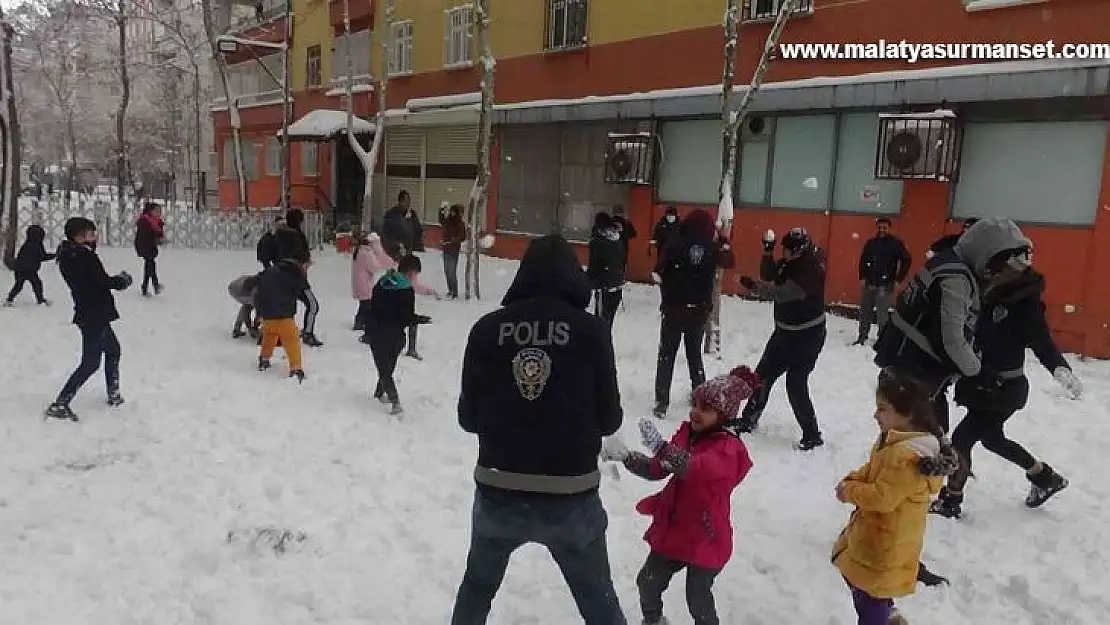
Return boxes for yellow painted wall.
[291,0,333,90]
[589,0,721,46]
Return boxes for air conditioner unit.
[604,130,656,185]
[875,110,962,181]
[740,115,774,141]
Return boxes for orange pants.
[260,318,303,372]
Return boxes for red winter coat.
[636,422,753,570]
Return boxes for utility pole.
[279,0,292,213]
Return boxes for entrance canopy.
[278,109,375,141]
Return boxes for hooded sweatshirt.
[586,212,626,290]
[876,216,1031,389]
[458,234,622,496]
[351,234,395,300]
[13,225,55,274]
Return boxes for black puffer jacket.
[56,240,128,328]
[254,259,308,320]
[459,234,622,496]
[859,234,911,287]
[954,270,1069,412]
[586,214,626,290]
[13,225,54,274]
[654,210,735,319]
[757,247,827,331]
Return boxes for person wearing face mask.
[855,217,911,346]
[736,228,828,450]
[650,206,681,256]
[930,246,1080,519]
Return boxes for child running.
[366,254,431,415]
[351,231,394,334]
[227,273,262,339]
[254,231,308,382]
[5,225,55,306]
[604,366,759,625]
[832,367,958,625]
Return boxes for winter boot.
[916,563,949,587]
[302,332,324,347]
[389,401,404,416]
[652,402,667,419]
[641,618,670,625]
[289,369,305,384]
[888,607,909,625]
[154,284,164,296]
[796,432,825,451]
[232,328,246,339]
[107,389,125,407]
[851,336,867,346]
[38,298,52,306]
[405,349,423,361]
[258,357,272,372]
[44,403,79,422]
[2,299,12,307]
[929,487,963,519]
[1025,463,1068,508]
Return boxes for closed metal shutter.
[426,125,478,164]
[386,127,424,165]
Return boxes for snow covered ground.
[2,247,1108,625]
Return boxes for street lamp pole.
[280,0,292,214]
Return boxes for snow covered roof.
[406,91,482,112]
[278,109,375,140]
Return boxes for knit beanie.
[692,366,761,422]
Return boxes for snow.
[3,247,1110,624]
[406,91,482,112]
[880,109,957,119]
[324,83,374,98]
[717,173,735,225]
[279,109,375,139]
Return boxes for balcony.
[210,89,289,111]
[741,0,814,22]
[327,74,375,98]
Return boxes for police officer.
[736,227,828,451]
[450,234,626,625]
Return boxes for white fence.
[15,195,325,251]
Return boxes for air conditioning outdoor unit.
[874,110,962,181]
[604,124,657,185]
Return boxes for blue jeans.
[56,324,121,405]
[443,250,460,297]
[450,488,626,625]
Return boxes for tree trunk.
[115,10,130,219]
[192,62,204,210]
[65,116,76,213]
[705,0,796,355]
[465,0,494,301]
[342,0,378,232]
[0,16,22,267]
[200,0,247,207]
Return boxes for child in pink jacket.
[605,366,759,625]
[352,232,438,344]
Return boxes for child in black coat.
[45,218,133,421]
[367,254,430,415]
[5,225,55,306]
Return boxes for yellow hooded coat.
[832,430,944,598]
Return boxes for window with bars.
[266,137,282,176]
[545,0,587,51]
[389,21,414,75]
[742,0,813,21]
[443,5,473,68]
[306,45,322,87]
[302,143,318,177]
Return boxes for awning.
[493,58,1110,124]
[278,109,375,140]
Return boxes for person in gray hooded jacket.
[874,216,1033,432]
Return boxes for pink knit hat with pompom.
[692,366,761,422]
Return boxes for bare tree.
[1,11,22,267]
[341,0,387,231]
[464,0,493,301]
[705,0,796,355]
[199,0,245,206]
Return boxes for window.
[557,123,627,240]
[302,143,319,177]
[305,45,322,87]
[738,120,772,204]
[222,138,235,179]
[832,113,902,214]
[545,0,587,51]
[243,141,261,181]
[497,125,561,235]
[656,119,723,205]
[444,5,473,68]
[743,0,813,21]
[266,137,282,176]
[332,29,371,81]
[259,54,281,92]
[953,121,1107,226]
[769,115,836,210]
[389,21,414,75]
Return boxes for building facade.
[209,0,1110,356]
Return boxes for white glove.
[600,437,630,462]
[650,272,662,284]
[1053,367,1082,400]
[638,418,666,455]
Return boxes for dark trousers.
[636,551,721,625]
[6,271,45,303]
[742,324,826,437]
[407,323,419,354]
[593,288,623,329]
[857,284,893,340]
[354,299,371,331]
[949,407,1036,491]
[233,304,256,334]
[369,329,406,403]
[847,580,893,625]
[654,311,708,408]
[141,257,159,293]
[55,324,121,406]
[297,287,319,334]
[444,250,460,297]
[450,488,626,625]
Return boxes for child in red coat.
[605,366,758,625]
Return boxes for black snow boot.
[302,332,324,347]
[652,402,667,419]
[44,403,79,422]
[796,431,824,451]
[916,562,949,587]
[929,487,963,519]
[289,369,305,384]
[1026,463,1068,508]
[258,357,272,371]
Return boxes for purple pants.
[849,583,893,625]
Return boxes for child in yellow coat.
[832,367,957,625]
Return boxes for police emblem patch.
[689,244,706,266]
[992,306,1009,323]
[512,347,552,401]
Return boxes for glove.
[638,418,666,455]
[599,437,630,463]
[739,275,757,290]
[1053,367,1082,400]
[414,314,432,325]
[650,272,662,285]
[762,229,776,253]
[116,271,133,289]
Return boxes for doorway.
[334,132,373,230]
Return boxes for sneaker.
[405,350,423,361]
[1026,464,1068,508]
[44,403,79,422]
[38,299,52,306]
[302,332,324,347]
[2,300,12,307]
[889,607,909,625]
[258,358,272,371]
[851,337,867,346]
[929,488,963,519]
[916,563,949,587]
[642,618,671,625]
[389,401,404,416]
[106,390,125,407]
[289,369,305,384]
[652,402,668,419]
[154,284,164,295]
[232,329,246,339]
[796,432,824,451]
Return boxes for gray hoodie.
[941,217,1031,376]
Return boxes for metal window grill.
[874,111,963,181]
[743,0,813,21]
[545,0,588,51]
[604,124,656,185]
